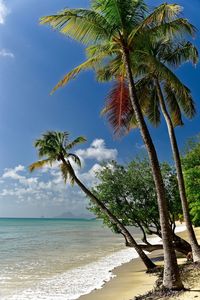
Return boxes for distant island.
[53,211,95,220]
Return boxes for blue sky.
[0,0,199,217]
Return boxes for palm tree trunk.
[121,46,183,289]
[155,79,200,262]
[63,159,156,270]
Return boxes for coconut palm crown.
[99,38,198,134]
[29,131,86,184]
[40,1,196,94]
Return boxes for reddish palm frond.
[102,78,132,136]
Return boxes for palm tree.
[100,38,200,261]
[29,131,156,270]
[39,1,196,288]
[154,79,200,262]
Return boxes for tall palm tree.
[39,1,197,288]
[29,131,156,270]
[100,38,200,261]
[154,79,200,261]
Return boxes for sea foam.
[4,248,138,300]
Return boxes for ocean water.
[0,218,143,300]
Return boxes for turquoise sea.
[0,218,143,300]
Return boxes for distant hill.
[54,211,94,219]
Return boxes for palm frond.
[163,84,184,127]
[60,162,75,185]
[40,9,110,45]
[96,56,125,82]
[86,43,118,58]
[135,77,161,127]
[146,18,196,41]
[96,65,115,82]
[29,159,52,172]
[144,3,182,24]
[127,113,138,130]
[128,3,182,44]
[162,41,199,68]
[145,88,161,127]
[93,0,147,22]
[167,83,196,119]
[51,56,105,94]
[68,153,82,168]
[65,136,86,151]
[102,77,132,136]
[152,58,196,118]
[60,162,70,183]
[92,0,144,34]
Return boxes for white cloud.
[2,165,24,180]
[2,165,38,186]
[76,139,117,162]
[0,1,9,24]
[79,163,102,187]
[14,165,24,172]
[136,143,146,150]
[0,49,14,58]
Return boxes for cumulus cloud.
[2,165,25,180]
[76,139,117,162]
[2,165,38,187]
[0,49,14,58]
[79,163,102,187]
[0,1,9,24]
[136,143,146,150]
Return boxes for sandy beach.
[79,228,200,300]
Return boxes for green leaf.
[40,9,110,45]
[68,153,82,167]
[50,56,105,94]
[29,159,52,172]
[65,136,86,150]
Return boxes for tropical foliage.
[89,159,192,254]
[30,131,86,185]
[96,36,198,133]
[40,2,195,96]
[89,159,182,236]
[182,136,200,226]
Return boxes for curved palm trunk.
[121,46,183,289]
[63,159,156,270]
[155,79,200,262]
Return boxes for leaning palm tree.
[29,131,156,270]
[38,0,196,288]
[100,38,200,261]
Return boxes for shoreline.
[78,226,190,300]
[78,252,160,300]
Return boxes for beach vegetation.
[89,159,191,255]
[39,1,194,288]
[182,136,200,227]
